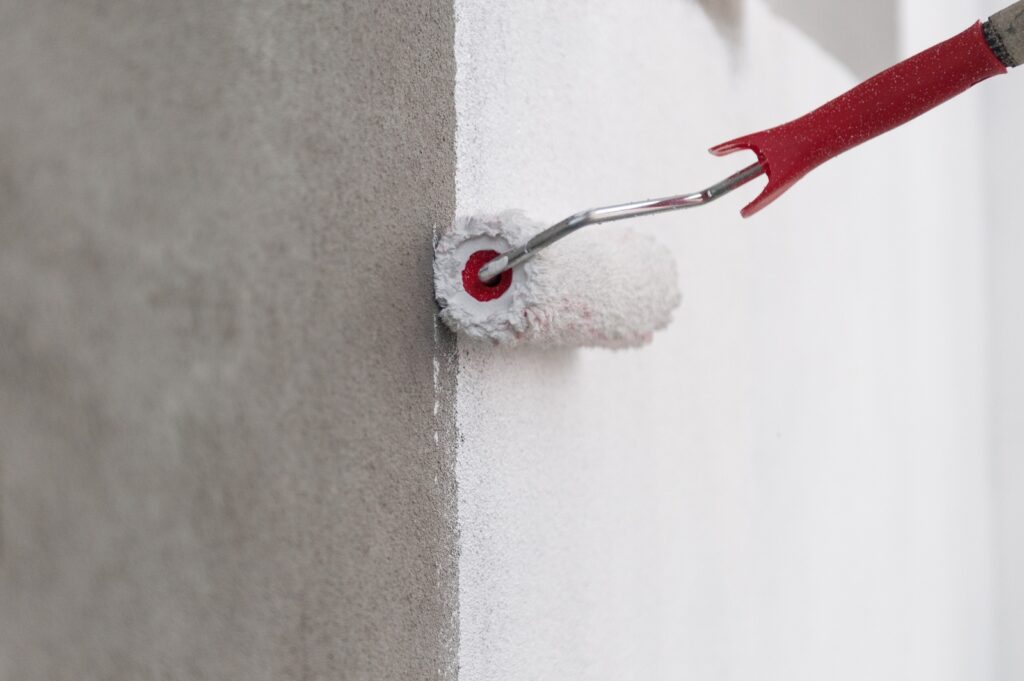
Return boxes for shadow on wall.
[763,0,899,79]
[697,0,744,40]
[699,0,899,78]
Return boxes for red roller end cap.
[462,250,513,302]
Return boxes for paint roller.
[435,2,1024,349]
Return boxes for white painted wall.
[453,0,996,678]
[983,0,1024,676]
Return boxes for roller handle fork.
[475,2,1024,282]
[713,5,1023,217]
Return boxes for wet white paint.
[453,0,993,678]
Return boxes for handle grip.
[712,22,1008,217]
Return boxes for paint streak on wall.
[453,0,992,679]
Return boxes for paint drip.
[433,212,682,349]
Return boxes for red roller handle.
[711,22,1007,217]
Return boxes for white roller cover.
[434,212,681,349]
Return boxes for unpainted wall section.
[0,1,458,679]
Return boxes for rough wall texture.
[0,1,458,679]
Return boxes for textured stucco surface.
[0,1,458,679]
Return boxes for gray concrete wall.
[0,1,458,679]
